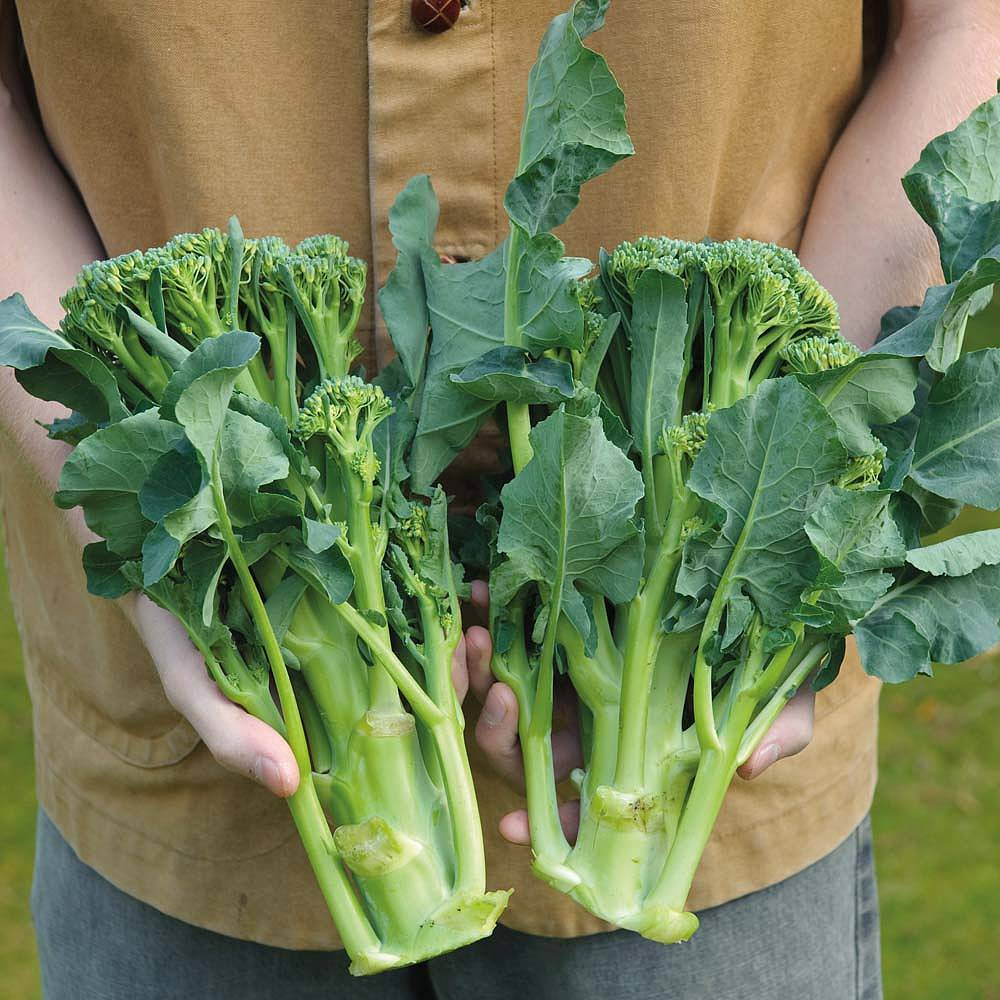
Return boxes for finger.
[133,597,299,798]
[470,579,489,611]
[465,625,495,702]
[451,634,470,704]
[463,579,490,631]
[737,683,816,781]
[499,801,581,846]
[474,682,524,788]
[552,727,584,782]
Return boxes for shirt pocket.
[2,478,201,769]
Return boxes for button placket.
[368,0,497,365]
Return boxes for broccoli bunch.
[2,217,510,974]
[57,222,367,421]
[603,235,844,408]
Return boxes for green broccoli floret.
[296,376,392,484]
[780,333,861,375]
[835,445,887,490]
[605,236,689,311]
[154,248,226,344]
[59,260,170,399]
[280,241,367,380]
[661,409,710,463]
[296,234,352,259]
[602,236,841,410]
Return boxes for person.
[1,1,996,997]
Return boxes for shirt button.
[411,0,461,33]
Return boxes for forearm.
[0,85,104,494]
[799,1,1000,348]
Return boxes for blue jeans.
[32,809,881,999]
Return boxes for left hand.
[454,580,817,846]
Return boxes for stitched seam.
[28,655,199,768]
[36,744,301,864]
[489,0,499,245]
[854,822,863,999]
[707,742,877,841]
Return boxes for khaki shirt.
[1,0,883,949]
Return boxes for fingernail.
[255,755,282,792]
[482,692,507,726]
[758,743,781,771]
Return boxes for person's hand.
[124,589,488,800]
[123,592,302,798]
[462,580,816,846]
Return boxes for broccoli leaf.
[805,488,906,628]
[451,347,576,404]
[906,528,1000,577]
[678,377,846,624]
[628,270,689,469]
[493,408,643,646]
[504,0,633,236]
[376,174,439,391]
[857,564,1000,681]
[909,349,1000,509]
[81,541,135,599]
[0,293,128,425]
[902,89,1000,280]
[799,354,918,455]
[54,409,186,557]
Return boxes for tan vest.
[1,0,882,948]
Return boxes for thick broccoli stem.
[562,632,694,927]
[281,592,371,762]
[708,294,737,409]
[503,226,534,474]
[340,455,403,714]
[614,471,696,790]
[497,599,574,880]
[331,602,490,897]
[269,580,458,957]
[642,639,827,940]
[208,458,381,966]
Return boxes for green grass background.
[1,311,998,998]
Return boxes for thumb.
[738,682,815,781]
[128,595,299,797]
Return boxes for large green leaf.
[217,409,291,524]
[515,236,590,354]
[906,528,1000,577]
[493,408,643,647]
[856,564,1000,681]
[54,409,186,557]
[910,349,1000,509]
[171,332,260,466]
[0,293,128,425]
[503,0,633,236]
[376,174,439,391]
[451,347,576,405]
[82,541,135,599]
[678,377,847,624]
[628,269,689,471]
[160,330,260,423]
[799,353,918,455]
[408,245,506,488]
[805,488,906,628]
[874,265,996,373]
[902,89,1000,280]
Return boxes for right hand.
[462,581,585,845]
[121,592,301,798]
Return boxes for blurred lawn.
[1,309,998,999]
